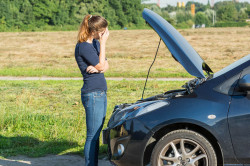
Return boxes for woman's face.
[93,28,106,39]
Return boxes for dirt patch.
[0,155,113,166]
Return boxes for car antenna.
[141,38,162,100]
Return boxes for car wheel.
[150,129,217,166]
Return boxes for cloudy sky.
[142,0,250,7]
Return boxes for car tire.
[150,129,217,166]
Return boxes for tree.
[75,2,88,23]
[246,4,250,17]
[204,9,214,25]
[195,12,209,25]
[0,0,246,32]
[109,0,127,27]
[161,5,176,13]
[20,0,35,25]
[121,0,144,26]
[238,8,248,20]
[207,0,211,8]
[176,11,193,24]
[0,16,7,31]
[216,2,238,21]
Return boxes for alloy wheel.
[158,138,208,166]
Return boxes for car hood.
[142,8,213,78]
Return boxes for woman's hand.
[86,65,99,74]
[99,27,109,45]
[95,27,108,71]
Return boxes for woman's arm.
[86,60,109,74]
[94,28,109,71]
[100,60,109,73]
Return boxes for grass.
[0,27,249,158]
[0,27,248,159]
[0,28,249,78]
[0,80,185,157]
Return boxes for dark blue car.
[103,9,250,166]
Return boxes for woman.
[75,14,109,166]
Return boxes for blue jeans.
[81,90,107,166]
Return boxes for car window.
[214,72,242,95]
[233,66,250,95]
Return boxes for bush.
[0,17,7,31]
[214,21,248,27]
[175,22,192,29]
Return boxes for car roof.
[213,54,250,78]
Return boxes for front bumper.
[103,119,152,166]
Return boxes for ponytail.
[77,14,92,43]
[77,14,108,43]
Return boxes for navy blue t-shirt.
[75,39,107,93]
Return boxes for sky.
[142,0,250,7]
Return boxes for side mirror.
[239,74,250,92]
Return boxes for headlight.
[134,101,169,117]
[113,103,144,122]
[113,101,169,122]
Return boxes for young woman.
[75,14,109,166]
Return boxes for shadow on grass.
[0,135,110,165]
[0,135,79,158]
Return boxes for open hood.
[142,8,213,78]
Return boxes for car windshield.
[213,55,250,78]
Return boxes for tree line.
[0,0,249,32]
[0,0,145,31]
[148,1,249,28]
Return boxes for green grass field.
[0,27,249,159]
[0,80,185,157]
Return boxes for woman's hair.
[77,14,108,43]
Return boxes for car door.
[228,67,250,164]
